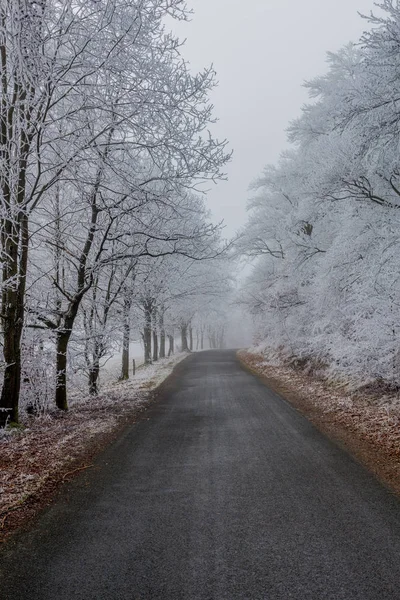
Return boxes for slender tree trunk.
[196,329,199,350]
[54,295,83,410]
[121,333,129,380]
[189,326,193,351]
[152,329,158,362]
[181,323,189,352]
[201,328,204,350]
[168,334,174,356]
[143,300,152,364]
[159,312,166,359]
[55,329,71,411]
[121,295,131,380]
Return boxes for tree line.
[0,0,232,427]
[239,1,400,385]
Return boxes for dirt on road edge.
[238,350,400,498]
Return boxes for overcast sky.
[171,0,377,237]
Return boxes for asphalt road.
[2,350,400,600]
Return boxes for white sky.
[171,0,377,236]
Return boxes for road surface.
[1,350,400,599]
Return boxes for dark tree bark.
[0,212,29,426]
[121,294,132,380]
[55,329,71,411]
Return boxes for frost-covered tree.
[240,2,400,385]
[0,0,230,425]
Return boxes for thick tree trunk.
[0,60,33,424]
[168,334,174,356]
[0,328,21,426]
[181,324,189,352]
[0,213,29,426]
[55,330,71,411]
[152,329,158,362]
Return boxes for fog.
[171,0,376,236]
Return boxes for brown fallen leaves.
[0,354,187,543]
[0,390,150,543]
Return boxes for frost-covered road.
[2,350,400,599]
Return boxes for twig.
[62,464,93,480]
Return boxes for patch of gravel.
[238,350,400,497]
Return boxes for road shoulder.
[238,349,400,498]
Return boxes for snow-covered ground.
[101,340,145,382]
[101,339,183,383]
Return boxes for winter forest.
[239,1,400,390]
[0,0,234,427]
[2,0,400,429]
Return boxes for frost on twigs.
[238,3,400,398]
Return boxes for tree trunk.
[0,326,21,426]
[152,329,158,362]
[143,300,152,364]
[0,213,29,426]
[159,311,166,359]
[181,324,189,352]
[89,360,100,395]
[189,326,193,351]
[121,295,131,380]
[55,330,71,411]
[160,331,166,359]
[168,334,174,356]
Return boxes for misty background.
[171,0,376,237]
